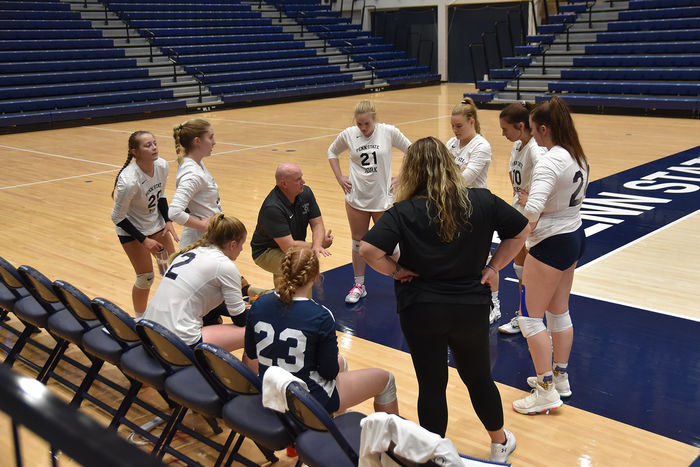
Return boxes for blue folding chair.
[135,319,254,465]
[0,258,49,368]
[90,298,168,431]
[15,265,71,383]
[194,342,297,466]
[285,381,366,467]
[51,280,104,407]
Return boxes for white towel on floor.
[359,413,465,467]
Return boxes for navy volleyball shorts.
[529,225,586,271]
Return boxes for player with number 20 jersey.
[112,157,170,238]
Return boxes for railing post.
[104,3,109,25]
[541,48,546,74]
[516,74,521,100]
[566,27,569,51]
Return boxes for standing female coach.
[328,100,410,304]
[111,131,179,318]
[512,96,589,414]
[360,137,529,463]
[169,118,222,248]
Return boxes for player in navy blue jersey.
[244,247,399,415]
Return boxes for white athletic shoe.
[513,383,563,415]
[489,429,516,463]
[498,316,521,334]
[489,304,501,324]
[344,283,367,304]
[527,372,572,397]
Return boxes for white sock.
[354,276,364,286]
[553,362,568,375]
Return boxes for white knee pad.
[375,372,397,405]
[351,240,361,252]
[513,263,524,280]
[546,310,572,333]
[134,272,154,290]
[518,316,546,338]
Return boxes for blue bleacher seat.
[560,67,700,80]
[536,93,699,111]
[618,6,700,20]
[597,29,700,42]
[585,41,700,54]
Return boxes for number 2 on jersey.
[569,170,585,207]
[164,252,196,280]
[254,321,307,372]
[147,190,162,211]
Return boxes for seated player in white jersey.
[445,98,501,324]
[111,131,179,318]
[142,214,252,365]
[244,247,399,415]
[497,103,545,335]
[327,100,410,304]
[168,118,222,249]
[513,96,589,415]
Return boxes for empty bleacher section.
[0,0,439,129]
[466,0,700,115]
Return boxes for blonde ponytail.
[277,247,319,304]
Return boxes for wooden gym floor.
[0,83,698,465]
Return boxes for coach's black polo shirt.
[363,188,528,312]
[251,185,322,259]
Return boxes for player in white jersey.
[245,247,399,415]
[445,98,501,323]
[168,119,222,249]
[111,131,179,318]
[513,96,589,415]
[328,100,410,304]
[497,104,544,335]
[143,214,252,363]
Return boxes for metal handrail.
[367,55,377,85]
[297,10,307,37]
[193,68,205,103]
[143,29,155,62]
[319,25,330,52]
[343,40,353,68]
[166,48,180,82]
[530,0,539,32]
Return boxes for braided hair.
[173,118,211,165]
[111,131,152,199]
[277,247,319,304]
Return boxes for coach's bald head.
[276,163,305,202]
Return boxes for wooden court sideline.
[1,83,698,465]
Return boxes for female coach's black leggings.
[399,302,504,437]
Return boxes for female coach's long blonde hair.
[277,247,319,304]
[395,137,472,242]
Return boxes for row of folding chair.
[1,255,478,466]
[0,254,367,466]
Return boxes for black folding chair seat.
[293,411,364,467]
[286,381,366,467]
[221,393,293,449]
[120,345,169,388]
[194,343,295,464]
[165,366,222,418]
[82,326,131,364]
